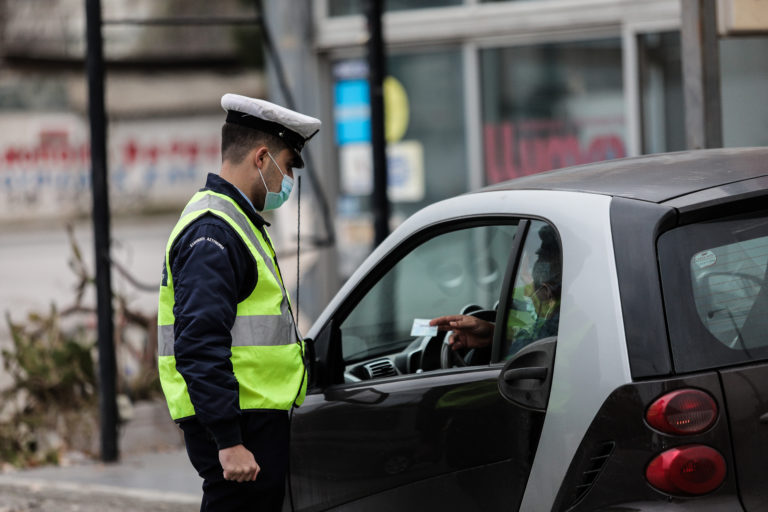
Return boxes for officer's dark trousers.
[180,411,290,512]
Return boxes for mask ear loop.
[256,159,271,192]
[267,152,289,180]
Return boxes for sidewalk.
[0,449,202,512]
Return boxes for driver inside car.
[430,224,562,357]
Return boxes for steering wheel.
[440,329,469,368]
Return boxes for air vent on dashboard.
[363,359,397,379]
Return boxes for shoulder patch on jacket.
[189,236,225,251]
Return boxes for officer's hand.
[430,315,494,351]
[219,444,260,482]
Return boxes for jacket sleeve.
[170,216,256,449]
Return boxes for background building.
[304,0,768,277]
[0,0,265,223]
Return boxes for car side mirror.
[308,319,344,390]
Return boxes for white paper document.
[410,318,438,337]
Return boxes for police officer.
[158,93,320,511]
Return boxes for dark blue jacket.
[166,173,273,449]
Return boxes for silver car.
[288,147,768,511]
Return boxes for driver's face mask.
[258,152,294,211]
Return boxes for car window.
[339,222,518,373]
[499,220,562,359]
[659,209,768,372]
[691,237,768,346]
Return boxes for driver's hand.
[429,315,494,351]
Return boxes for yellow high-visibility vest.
[158,190,306,420]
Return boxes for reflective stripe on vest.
[157,190,306,420]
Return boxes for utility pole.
[681,0,723,149]
[84,0,119,462]
[367,0,389,246]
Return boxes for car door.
[289,217,563,512]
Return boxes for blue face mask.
[258,152,294,211]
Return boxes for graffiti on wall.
[484,118,626,184]
[0,114,221,221]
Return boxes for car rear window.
[658,209,768,372]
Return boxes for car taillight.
[646,445,726,495]
[646,389,717,434]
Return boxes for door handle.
[760,412,768,424]
[503,366,548,383]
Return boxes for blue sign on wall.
[334,79,370,145]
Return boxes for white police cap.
[221,93,321,168]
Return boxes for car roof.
[480,147,768,204]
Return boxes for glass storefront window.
[638,32,685,155]
[333,49,466,278]
[636,34,768,153]
[721,37,768,148]
[480,38,625,184]
[636,33,768,154]
[329,0,462,17]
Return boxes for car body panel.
[595,497,742,511]
[719,363,768,511]
[663,174,768,215]
[518,194,631,511]
[551,373,740,510]
[323,459,517,512]
[290,367,543,511]
[609,198,677,378]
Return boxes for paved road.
[0,482,197,512]
[0,447,200,512]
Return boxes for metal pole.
[367,0,389,247]
[85,0,118,462]
[681,0,723,149]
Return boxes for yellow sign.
[384,76,409,143]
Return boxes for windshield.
[658,209,768,372]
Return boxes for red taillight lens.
[646,389,717,434]
[646,445,726,495]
